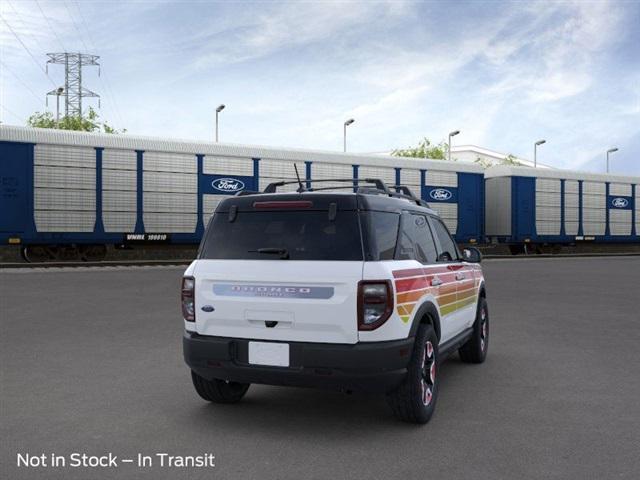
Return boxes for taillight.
[181,276,195,322]
[357,280,393,331]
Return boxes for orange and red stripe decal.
[392,265,481,324]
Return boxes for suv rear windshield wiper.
[248,247,290,259]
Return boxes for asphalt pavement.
[1,257,639,479]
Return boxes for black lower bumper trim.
[183,332,414,393]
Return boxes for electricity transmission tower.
[46,53,100,118]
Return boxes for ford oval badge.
[212,178,245,193]
[429,188,452,201]
[612,197,629,208]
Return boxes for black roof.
[214,191,438,216]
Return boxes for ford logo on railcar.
[429,188,452,201]
[612,197,629,208]
[212,178,245,192]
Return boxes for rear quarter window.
[361,211,400,261]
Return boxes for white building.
[370,145,554,169]
[450,145,553,169]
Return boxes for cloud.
[179,1,410,72]
[482,0,625,103]
[2,0,638,175]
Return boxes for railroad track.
[2,252,640,269]
[0,259,193,269]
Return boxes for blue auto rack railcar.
[485,165,639,253]
[0,125,485,261]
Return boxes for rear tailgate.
[194,195,365,344]
[194,260,362,344]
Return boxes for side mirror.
[463,247,482,263]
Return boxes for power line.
[34,0,67,52]
[6,0,49,56]
[70,0,98,56]
[0,14,57,88]
[62,0,90,52]
[70,0,126,127]
[0,59,46,105]
[0,104,26,123]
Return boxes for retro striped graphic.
[393,265,482,323]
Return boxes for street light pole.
[55,87,64,127]
[215,104,225,142]
[448,130,460,162]
[606,148,618,173]
[534,139,546,168]
[343,118,354,152]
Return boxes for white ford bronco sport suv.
[183,179,488,424]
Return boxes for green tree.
[474,153,523,169]
[391,138,450,160]
[502,154,522,166]
[27,107,126,134]
[474,156,493,168]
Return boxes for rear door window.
[199,210,363,261]
[429,217,459,262]
[397,213,438,264]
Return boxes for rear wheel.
[191,371,250,404]
[386,324,439,424]
[459,297,489,363]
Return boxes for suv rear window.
[199,210,363,261]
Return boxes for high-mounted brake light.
[357,280,393,331]
[181,276,195,322]
[253,201,313,209]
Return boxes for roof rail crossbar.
[305,185,363,192]
[261,178,430,207]
[388,185,430,207]
[263,178,390,194]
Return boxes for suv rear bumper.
[183,332,413,393]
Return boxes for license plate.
[248,341,290,367]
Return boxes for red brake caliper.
[481,309,487,350]
[422,341,434,406]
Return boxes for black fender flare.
[408,301,442,341]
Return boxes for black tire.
[459,297,489,364]
[191,371,250,404]
[386,324,439,424]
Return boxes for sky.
[1,0,639,175]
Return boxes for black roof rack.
[263,178,390,194]
[262,178,429,208]
[388,185,430,207]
